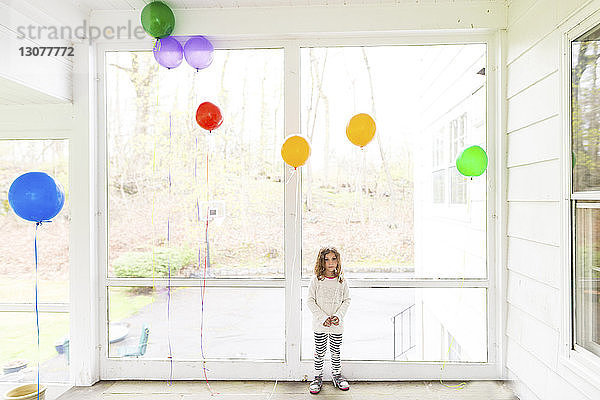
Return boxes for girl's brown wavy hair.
[314,246,344,283]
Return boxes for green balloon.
[141,1,175,39]
[456,145,488,177]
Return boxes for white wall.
[505,0,600,399]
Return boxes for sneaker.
[332,374,349,391]
[309,376,323,394]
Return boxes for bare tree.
[322,94,331,185]
[304,48,328,210]
[361,48,395,199]
[109,53,159,200]
[218,52,231,160]
[572,41,600,190]
[272,82,283,179]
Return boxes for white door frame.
[95,30,503,381]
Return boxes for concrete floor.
[55,380,518,399]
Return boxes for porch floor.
[55,380,517,399]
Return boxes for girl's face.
[324,252,338,275]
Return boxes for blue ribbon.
[34,221,49,400]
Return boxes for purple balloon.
[184,36,214,70]
[153,36,183,69]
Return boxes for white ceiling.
[72,0,502,11]
[0,76,68,105]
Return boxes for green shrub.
[112,247,196,278]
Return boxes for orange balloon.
[346,113,376,147]
[281,135,311,168]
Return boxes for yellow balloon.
[281,135,311,168]
[346,113,376,147]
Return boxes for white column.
[69,41,100,386]
[284,41,302,379]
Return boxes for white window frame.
[432,127,447,204]
[450,166,467,205]
[0,106,84,385]
[560,2,600,394]
[449,113,468,205]
[94,31,502,381]
[432,168,446,204]
[450,114,467,162]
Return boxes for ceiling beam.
[90,3,507,40]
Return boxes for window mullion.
[284,41,302,377]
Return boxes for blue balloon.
[8,172,65,222]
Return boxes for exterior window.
[432,130,446,204]
[572,25,600,359]
[300,44,487,363]
[574,205,600,357]
[433,129,446,169]
[432,114,468,206]
[433,170,446,204]
[573,27,600,192]
[105,48,285,361]
[450,114,466,161]
[0,140,70,383]
[450,167,467,204]
[106,49,284,280]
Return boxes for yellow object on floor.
[4,384,46,400]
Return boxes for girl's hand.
[323,317,332,327]
[331,316,339,326]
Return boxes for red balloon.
[196,102,223,131]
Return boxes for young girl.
[307,246,351,394]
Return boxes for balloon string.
[351,148,366,222]
[151,76,158,318]
[34,222,41,400]
[293,167,300,285]
[200,148,216,395]
[155,59,160,110]
[439,273,466,389]
[361,147,367,221]
[167,112,173,385]
[285,168,296,186]
[439,173,469,390]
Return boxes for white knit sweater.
[307,275,351,334]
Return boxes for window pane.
[300,45,486,279]
[572,27,600,192]
[0,312,70,383]
[450,167,467,204]
[0,140,70,303]
[575,204,600,356]
[108,287,284,360]
[301,287,486,362]
[106,49,284,279]
[432,170,445,204]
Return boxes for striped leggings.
[314,332,343,377]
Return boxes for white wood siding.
[506,340,589,400]
[506,0,600,399]
[507,116,560,167]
